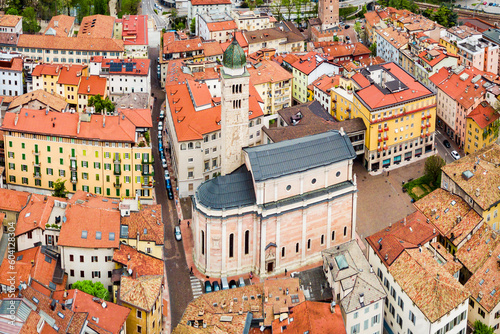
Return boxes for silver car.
[174,226,182,241]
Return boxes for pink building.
[192,130,358,277]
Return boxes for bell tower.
[220,38,250,176]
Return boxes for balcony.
[142,165,153,176]
[384,126,389,132]
[113,165,121,176]
[113,182,122,189]
[383,135,388,141]
[33,150,40,156]
[113,154,121,163]
[33,172,41,179]
[378,138,383,143]
[378,128,383,133]
[33,161,40,167]
[141,181,154,188]
[71,177,77,184]
[70,161,77,171]
[378,147,383,152]
[70,155,77,161]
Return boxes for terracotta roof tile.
[0,57,22,72]
[220,31,248,51]
[58,192,120,248]
[291,52,328,75]
[0,32,18,45]
[15,194,59,236]
[430,242,463,276]
[118,108,153,128]
[0,15,21,27]
[202,41,223,57]
[56,65,87,86]
[206,20,237,32]
[113,243,164,276]
[415,188,483,246]
[44,15,75,36]
[164,38,203,54]
[0,188,29,212]
[342,56,386,72]
[441,143,500,211]
[77,15,115,38]
[467,101,500,129]
[311,74,339,94]
[376,27,409,50]
[366,211,437,267]
[19,311,42,334]
[249,59,292,85]
[118,15,148,46]
[119,275,162,311]
[390,248,469,322]
[1,109,137,143]
[120,204,163,244]
[8,89,68,113]
[77,75,107,95]
[272,302,345,333]
[17,35,124,52]
[456,223,500,274]
[191,0,231,4]
[364,11,381,27]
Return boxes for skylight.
[81,231,87,239]
[109,232,115,241]
[96,231,102,240]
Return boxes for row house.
[465,101,500,155]
[457,37,499,75]
[375,27,409,65]
[0,188,29,233]
[0,14,22,34]
[187,0,232,21]
[44,14,75,37]
[115,15,149,58]
[440,25,482,56]
[0,55,23,96]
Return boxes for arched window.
[229,233,234,258]
[180,143,186,150]
[244,230,250,255]
[188,142,193,149]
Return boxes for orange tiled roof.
[467,101,500,129]
[364,11,381,27]
[272,302,346,333]
[249,59,292,85]
[58,65,87,86]
[164,37,203,54]
[1,108,137,142]
[19,311,42,334]
[120,204,163,245]
[44,15,75,36]
[311,74,339,94]
[0,188,29,212]
[119,275,163,311]
[15,193,58,236]
[78,14,115,38]
[17,34,124,52]
[58,193,120,249]
[202,41,223,57]
[119,15,148,46]
[77,75,107,96]
[220,31,249,51]
[415,188,483,247]
[0,15,21,27]
[119,108,153,128]
[355,62,433,110]
[207,20,237,32]
[417,49,452,67]
[342,56,386,72]
[8,89,68,113]
[191,0,231,4]
[0,57,22,72]
[113,243,164,276]
[376,27,409,49]
[366,211,437,267]
[390,248,470,323]
[291,52,328,75]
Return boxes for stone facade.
[319,0,339,30]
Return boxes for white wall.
[345,300,383,334]
[0,70,23,96]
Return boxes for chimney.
[102,113,106,128]
[359,293,364,305]
[330,301,336,313]
[14,112,19,126]
[404,217,407,226]
[385,254,388,261]
[476,188,480,197]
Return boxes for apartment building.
[89,57,151,101]
[7,89,69,113]
[1,108,154,200]
[457,37,499,75]
[291,52,339,104]
[78,14,115,38]
[429,66,495,147]
[312,74,338,115]
[248,59,292,115]
[162,36,204,61]
[0,55,23,96]
[440,25,482,56]
[44,15,75,36]
[322,240,385,334]
[482,28,500,74]
[243,27,305,54]
[465,101,500,155]
[197,12,236,43]
[376,27,409,64]
[0,14,22,34]
[314,41,371,65]
[413,49,459,88]
[187,0,232,21]
[0,188,29,233]
[230,10,276,31]
[58,191,121,289]
[77,75,107,112]
[367,212,469,334]
[441,143,500,231]
[115,15,149,58]
[13,35,124,64]
[351,62,436,172]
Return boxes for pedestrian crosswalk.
[190,275,203,299]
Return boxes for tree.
[424,155,445,186]
[6,8,19,15]
[72,280,110,301]
[369,42,377,56]
[270,0,284,21]
[190,18,196,35]
[473,320,495,334]
[282,0,294,20]
[53,179,68,198]
[21,7,40,33]
[88,94,115,114]
[94,0,108,14]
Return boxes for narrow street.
[148,46,193,328]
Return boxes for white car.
[164,170,170,180]
[158,132,162,139]
[451,150,461,160]
[174,226,182,241]
[159,110,165,119]
[162,158,168,169]
[158,121,163,131]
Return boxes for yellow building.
[439,37,458,55]
[120,204,164,259]
[112,244,164,334]
[465,101,500,155]
[332,76,357,121]
[0,188,29,233]
[350,62,436,171]
[1,108,154,200]
[441,143,500,231]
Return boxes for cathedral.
[191,40,358,277]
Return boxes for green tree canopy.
[190,18,196,34]
[88,94,115,114]
[22,7,40,33]
[422,5,457,28]
[473,320,495,334]
[6,8,19,15]
[72,280,110,300]
[52,179,68,198]
[424,155,445,186]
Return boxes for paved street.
[434,129,464,164]
[148,47,193,329]
[141,0,167,29]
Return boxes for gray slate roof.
[244,130,356,182]
[323,240,386,313]
[195,167,256,210]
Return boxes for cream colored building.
[1,109,154,201]
[230,10,276,31]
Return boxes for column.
[276,216,281,270]
[260,219,267,276]
[351,192,358,241]
[221,220,227,275]
[301,208,307,262]
[206,219,211,272]
[253,215,258,271]
[237,216,242,273]
[299,174,304,194]
[327,200,332,248]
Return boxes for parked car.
[443,139,451,148]
[220,277,229,290]
[167,187,174,200]
[160,110,165,119]
[174,226,182,241]
[158,131,162,139]
[238,277,245,287]
[212,281,220,291]
[166,178,172,188]
[162,158,168,169]
[229,280,237,289]
[164,170,170,181]
[158,121,163,131]
[344,24,350,29]
[159,141,163,151]
[204,280,212,293]
[451,150,461,160]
